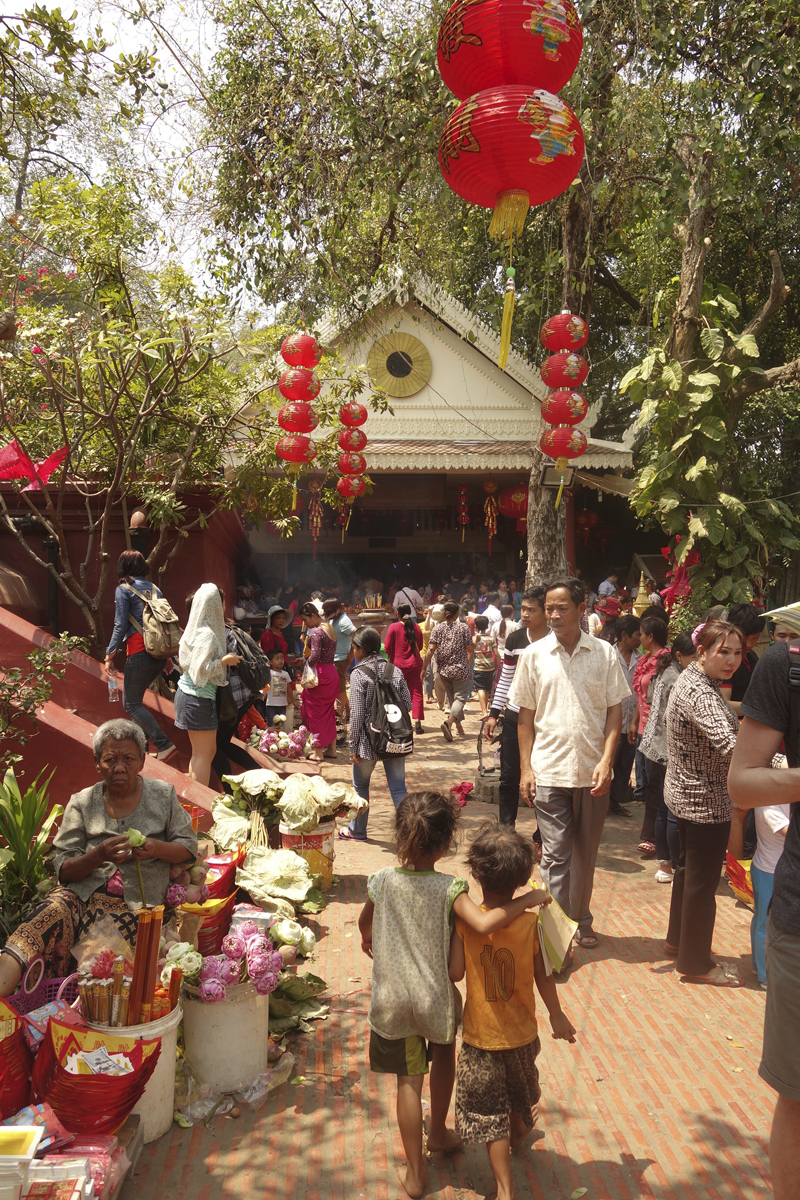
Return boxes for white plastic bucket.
[279,819,336,890]
[86,1005,182,1144]
[182,982,269,1093]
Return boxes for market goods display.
[254,721,318,761]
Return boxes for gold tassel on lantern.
[488,190,530,242]
[554,456,568,511]
[499,267,516,372]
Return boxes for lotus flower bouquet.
[258,723,318,762]
[194,921,285,1003]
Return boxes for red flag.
[0,439,36,480]
[22,445,69,491]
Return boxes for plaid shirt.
[349,656,412,760]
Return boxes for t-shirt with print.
[473,633,497,672]
[739,643,800,936]
[265,669,291,706]
[366,867,468,1044]
[429,620,473,680]
[456,910,539,1050]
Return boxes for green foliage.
[0,636,87,770]
[629,283,800,602]
[0,767,62,940]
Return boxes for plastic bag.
[173,1057,233,1126]
[300,661,318,688]
[72,915,135,976]
[2,1102,73,1153]
[233,1052,294,1111]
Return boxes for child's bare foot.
[397,1163,428,1198]
[426,1127,462,1154]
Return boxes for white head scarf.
[179,583,228,688]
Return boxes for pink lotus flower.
[236,920,259,940]
[221,930,247,960]
[245,934,269,957]
[220,957,242,986]
[199,978,227,1003]
[165,883,187,906]
[246,952,272,979]
[254,971,279,995]
[199,956,224,981]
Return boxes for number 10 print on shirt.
[480,944,516,1002]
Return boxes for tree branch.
[729,357,800,407]
[594,260,648,323]
[739,250,791,343]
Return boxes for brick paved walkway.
[131,692,776,1199]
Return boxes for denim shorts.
[175,687,218,731]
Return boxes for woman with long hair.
[632,614,671,853]
[299,602,339,760]
[384,603,425,734]
[663,618,744,985]
[104,550,178,761]
[176,584,241,786]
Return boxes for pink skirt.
[400,664,425,721]
[301,662,339,748]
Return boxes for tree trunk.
[668,142,714,363]
[525,444,568,585]
[561,163,595,318]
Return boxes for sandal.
[575,931,598,948]
[682,963,744,987]
[337,828,366,842]
[441,722,453,742]
[638,841,656,856]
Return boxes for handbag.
[301,661,319,688]
[216,683,238,722]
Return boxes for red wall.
[0,488,249,648]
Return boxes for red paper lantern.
[275,435,317,468]
[278,367,320,403]
[338,427,368,452]
[337,475,366,498]
[575,509,600,532]
[339,402,368,428]
[539,426,587,459]
[540,312,588,351]
[338,452,367,476]
[280,332,322,368]
[498,484,529,520]
[483,477,498,495]
[278,401,318,434]
[438,0,583,100]
[540,350,588,389]
[439,87,584,238]
[540,389,587,426]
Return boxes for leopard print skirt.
[455,1036,541,1144]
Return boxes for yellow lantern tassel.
[498,268,516,372]
[488,190,530,242]
[554,457,568,510]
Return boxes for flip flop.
[337,829,366,842]
[608,805,631,817]
[682,963,744,987]
[575,932,598,948]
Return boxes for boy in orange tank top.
[449,823,577,1200]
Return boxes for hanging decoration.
[437,0,584,371]
[335,397,369,540]
[538,307,591,507]
[278,401,318,434]
[339,401,368,428]
[337,452,367,476]
[280,331,322,368]
[278,366,320,403]
[274,332,323,505]
[575,507,599,549]
[498,482,529,533]
[338,427,368,452]
[457,485,470,542]
[482,477,499,555]
[307,477,324,561]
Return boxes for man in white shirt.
[481,590,502,625]
[608,616,643,816]
[393,585,424,620]
[598,571,619,598]
[509,577,631,958]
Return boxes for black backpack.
[358,660,414,758]
[788,644,800,768]
[229,625,271,695]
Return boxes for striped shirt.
[490,626,539,717]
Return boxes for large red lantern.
[438,0,583,99]
[278,401,318,434]
[280,332,322,368]
[339,402,368,428]
[337,475,366,498]
[439,87,584,230]
[539,426,587,460]
[278,367,320,403]
[540,389,587,426]
[338,427,367,452]
[540,311,588,351]
[275,435,317,469]
[337,452,367,476]
[540,350,588,389]
[498,484,529,520]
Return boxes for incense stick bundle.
[138,906,164,1024]
[127,909,152,1029]
[167,966,182,1012]
[118,979,131,1027]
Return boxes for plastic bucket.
[182,983,269,1093]
[86,1005,182,1144]
[279,820,335,890]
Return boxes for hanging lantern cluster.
[437,0,584,371]
[575,506,600,549]
[276,332,323,501]
[483,477,499,555]
[307,477,324,561]
[336,401,368,541]
[538,310,589,508]
[456,485,470,542]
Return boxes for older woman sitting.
[0,718,197,996]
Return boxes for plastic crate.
[6,974,78,1017]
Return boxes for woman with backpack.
[339,627,412,842]
[104,550,178,762]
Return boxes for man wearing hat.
[768,601,800,645]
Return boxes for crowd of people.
[99,549,800,1200]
